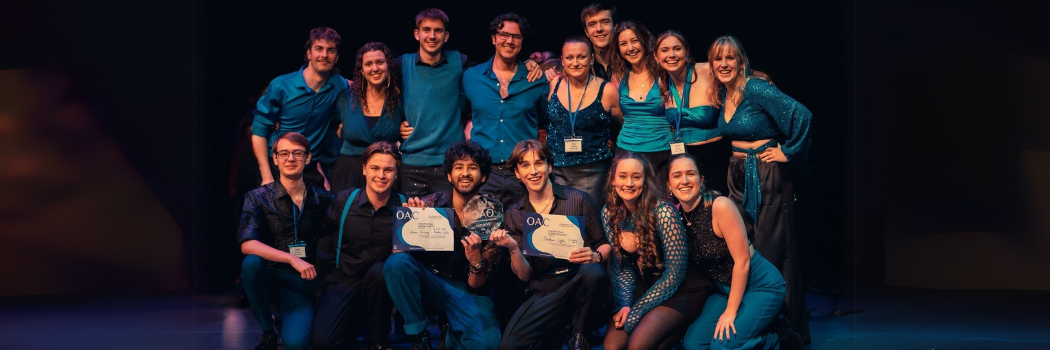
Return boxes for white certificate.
[393,207,455,251]
[521,213,584,260]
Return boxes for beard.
[452,176,483,196]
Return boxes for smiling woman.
[331,42,404,194]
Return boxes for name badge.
[564,138,583,153]
[288,241,307,258]
[670,142,686,155]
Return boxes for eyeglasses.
[496,31,523,43]
[275,150,307,160]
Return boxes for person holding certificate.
[384,140,503,350]
[313,141,404,350]
[489,139,612,350]
[601,151,714,350]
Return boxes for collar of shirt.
[414,50,451,67]
[293,65,338,93]
[517,182,567,213]
[352,188,401,212]
[481,55,527,84]
[270,179,313,201]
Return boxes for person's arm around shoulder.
[599,79,623,122]
[711,196,752,342]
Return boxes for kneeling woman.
[314,141,405,350]
[602,151,713,350]
[667,154,785,350]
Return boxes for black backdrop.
[0,0,1046,296]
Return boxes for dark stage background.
[0,0,1046,299]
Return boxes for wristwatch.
[469,261,486,275]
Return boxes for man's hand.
[567,246,595,264]
[403,197,427,208]
[289,256,316,280]
[462,233,483,266]
[490,229,519,250]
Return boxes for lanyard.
[566,74,593,138]
[292,197,304,242]
[668,67,693,141]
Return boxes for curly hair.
[609,20,659,84]
[443,140,492,178]
[303,27,341,63]
[655,30,700,105]
[605,151,665,270]
[351,42,401,116]
[667,154,720,209]
[489,13,532,38]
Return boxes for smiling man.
[384,140,504,350]
[462,13,550,207]
[314,141,405,350]
[239,132,335,350]
[491,140,611,350]
[580,3,617,81]
[251,27,348,189]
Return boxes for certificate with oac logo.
[521,213,584,260]
[394,207,455,251]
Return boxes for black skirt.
[633,267,713,320]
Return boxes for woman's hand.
[758,144,788,163]
[399,121,414,140]
[713,311,738,342]
[613,307,631,329]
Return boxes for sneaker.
[253,332,278,350]
[409,330,432,350]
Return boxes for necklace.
[534,194,554,214]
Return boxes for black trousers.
[686,139,731,196]
[330,155,364,194]
[399,164,452,199]
[313,263,393,349]
[479,166,528,208]
[727,157,809,342]
[500,263,608,350]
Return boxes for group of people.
[238,3,813,350]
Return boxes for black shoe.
[778,328,804,350]
[253,332,278,350]
[409,330,432,350]
[566,328,591,350]
[371,344,396,350]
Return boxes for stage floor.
[1,288,1047,350]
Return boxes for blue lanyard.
[668,67,692,141]
[566,74,593,138]
[292,197,303,242]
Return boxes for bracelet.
[594,251,603,263]
[469,261,485,275]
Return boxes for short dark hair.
[362,141,401,169]
[489,13,531,37]
[305,27,341,51]
[273,132,310,153]
[443,140,492,178]
[415,8,449,29]
[508,139,553,168]
[580,3,617,27]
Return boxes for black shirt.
[238,181,335,267]
[317,188,401,284]
[411,191,503,294]
[502,183,608,276]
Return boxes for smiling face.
[513,150,552,195]
[656,35,687,75]
[360,50,388,88]
[612,158,645,206]
[306,39,338,75]
[617,29,644,67]
[491,21,523,62]
[447,157,486,195]
[414,19,449,57]
[363,153,397,196]
[667,157,702,205]
[583,10,614,50]
[272,138,310,179]
[711,42,742,85]
[562,42,592,79]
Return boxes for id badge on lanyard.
[669,77,687,156]
[565,136,583,153]
[289,201,307,258]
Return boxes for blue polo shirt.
[251,66,348,163]
[462,56,549,163]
